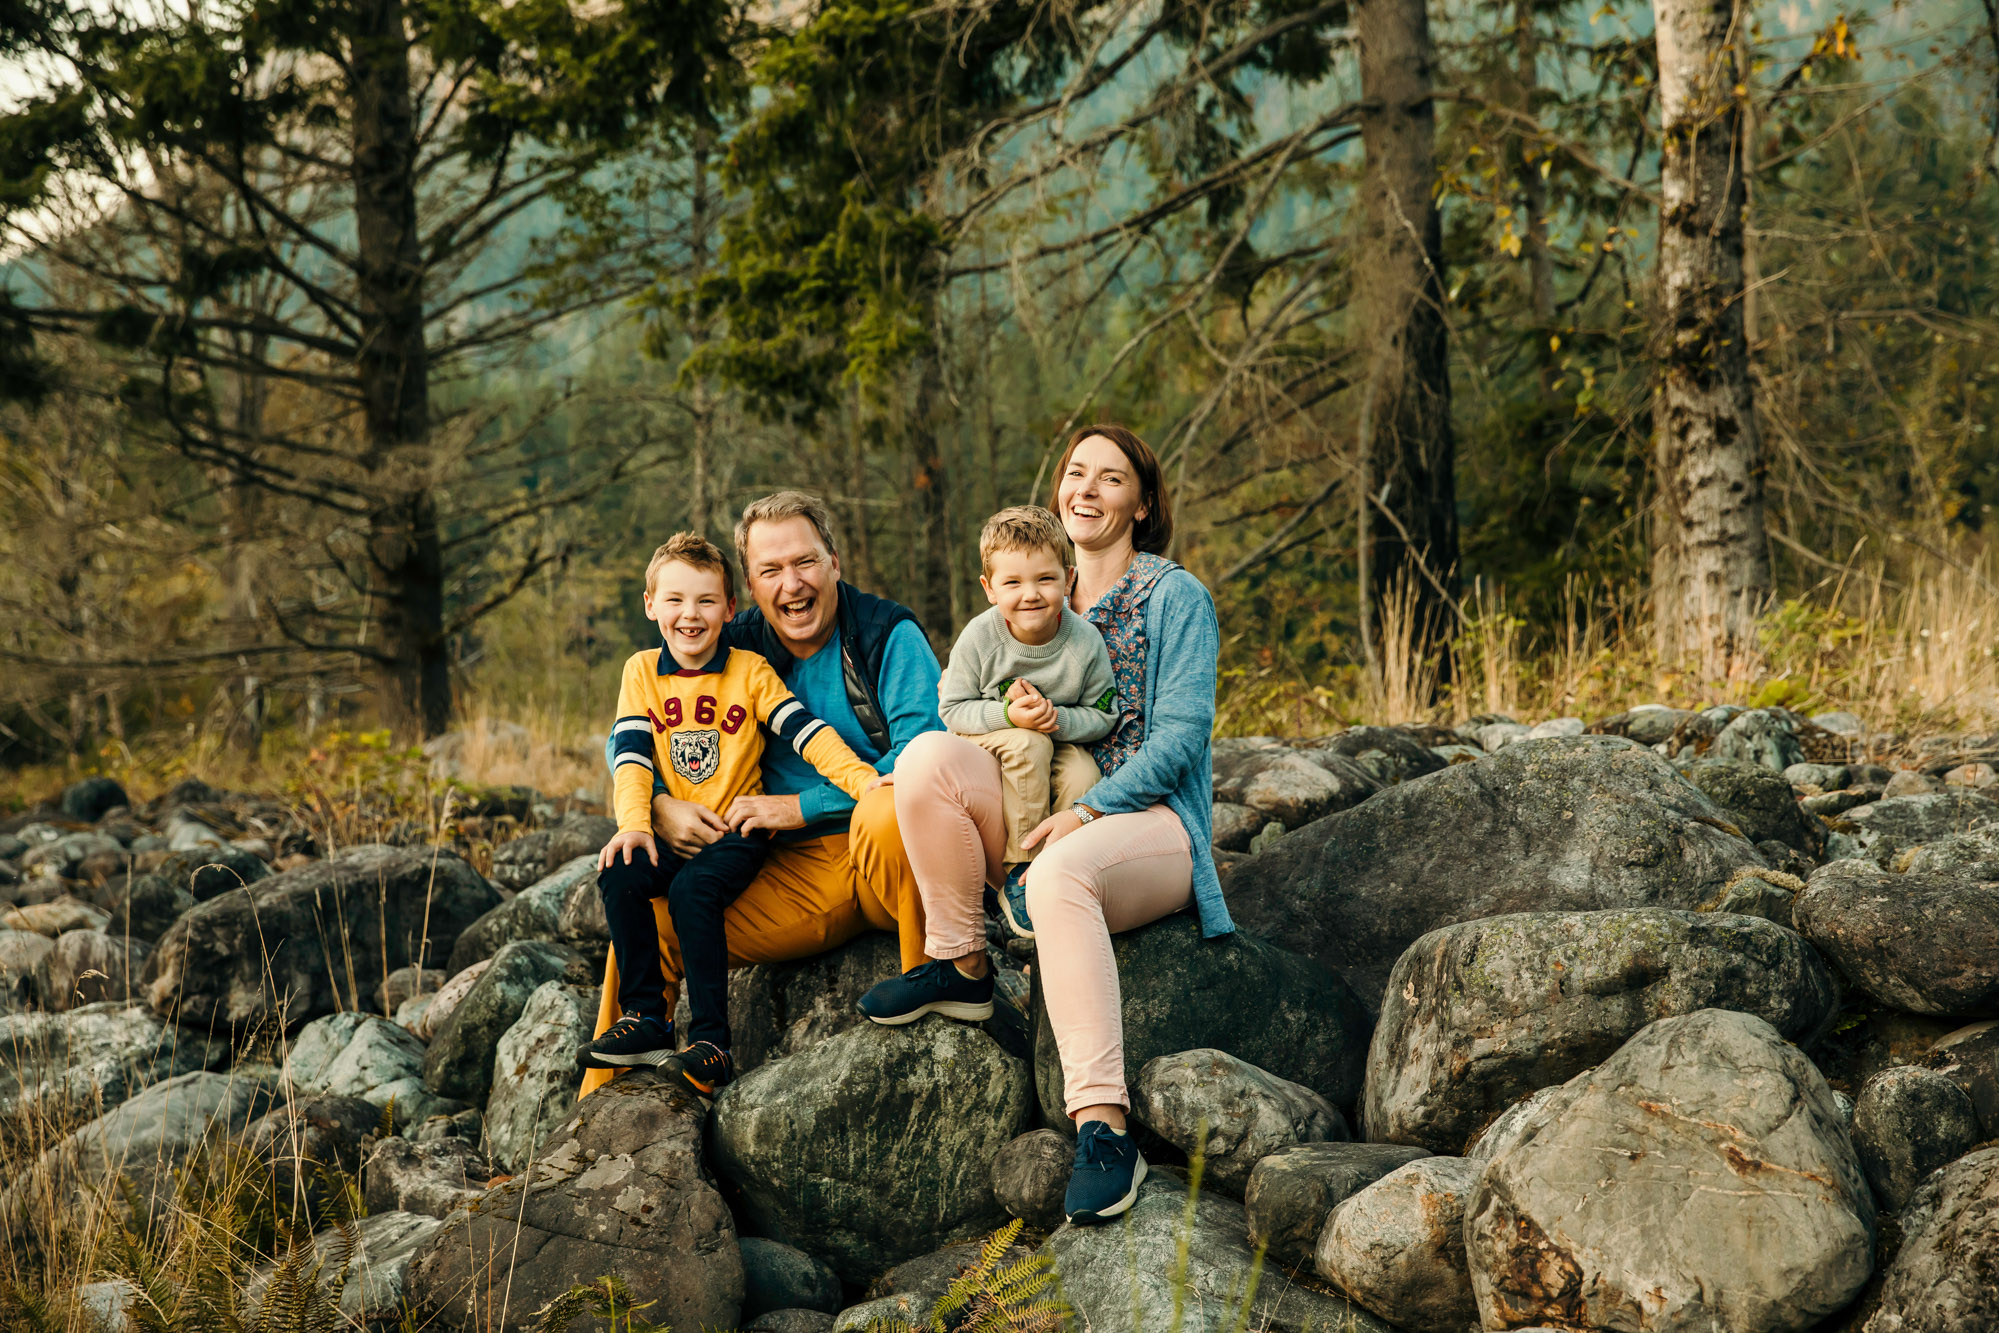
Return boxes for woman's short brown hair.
[1049,423,1173,555]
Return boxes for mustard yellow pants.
[580,786,926,1097]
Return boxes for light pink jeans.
[894,731,1194,1115]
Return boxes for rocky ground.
[6,702,1999,1331]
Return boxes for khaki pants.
[967,727,1100,864]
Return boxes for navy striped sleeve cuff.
[612,716,655,771]
[766,697,829,757]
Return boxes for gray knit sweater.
[939,606,1118,743]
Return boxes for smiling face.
[981,544,1069,645]
[645,558,735,670]
[742,514,841,656]
[1056,433,1150,556]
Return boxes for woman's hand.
[599,828,659,870]
[1006,680,1059,734]
[651,795,728,857]
[1021,807,1084,852]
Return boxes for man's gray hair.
[734,490,842,571]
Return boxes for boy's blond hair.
[979,505,1070,576]
[646,531,735,600]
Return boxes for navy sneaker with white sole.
[998,863,1035,939]
[576,1013,675,1070]
[1064,1119,1147,1224]
[857,959,995,1026]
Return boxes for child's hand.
[599,829,658,870]
[865,773,896,793]
[1008,681,1059,734]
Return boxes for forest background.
[1,0,1996,799]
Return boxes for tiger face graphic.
[670,729,722,784]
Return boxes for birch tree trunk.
[1650,0,1770,674]
[1356,0,1458,683]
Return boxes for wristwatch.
[1072,804,1099,824]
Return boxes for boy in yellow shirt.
[582,532,879,1098]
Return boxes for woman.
[858,423,1229,1225]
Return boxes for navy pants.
[597,831,768,1050]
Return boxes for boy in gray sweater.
[941,507,1119,895]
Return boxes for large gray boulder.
[740,1238,842,1320]
[1465,1010,1875,1333]
[241,1211,440,1331]
[1133,1048,1348,1195]
[242,1093,383,1228]
[0,1002,229,1118]
[422,939,585,1105]
[1711,709,1806,772]
[1796,861,1999,1018]
[282,1012,462,1130]
[0,929,52,1012]
[1852,1066,1981,1212]
[1225,737,1770,1011]
[1316,1156,1479,1332]
[143,845,499,1033]
[1923,1020,1999,1137]
[1044,1174,1392,1333]
[1302,727,1446,785]
[1841,792,1999,866]
[485,981,596,1172]
[711,1020,1031,1280]
[405,1070,740,1332]
[1212,743,1381,830]
[446,854,594,975]
[361,1136,494,1220]
[991,1128,1071,1231]
[1864,1147,1999,1332]
[1683,758,1825,857]
[1030,916,1370,1131]
[728,931,902,1077]
[1245,1142,1431,1274]
[1363,908,1840,1152]
[44,930,149,1010]
[9,1068,277,1219]
[488,815,617,892]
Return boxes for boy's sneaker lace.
[1063,1119,1147,1225]
[576,1013,675,1071]
[663,1040,733,1100]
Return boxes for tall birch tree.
[1650,0,1770,672]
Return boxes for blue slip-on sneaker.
[857,959,995,1026]
[577,1013,675,1070]
[998,863,1035,939]
[1064,1119,1148,1225]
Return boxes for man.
[580,491,945,1097]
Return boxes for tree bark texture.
[350,0,449,736]
[1650,0,1770,672]
[1356,0,1459,679]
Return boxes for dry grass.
[1220,547,1999,738]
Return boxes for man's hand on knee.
[651,795,729,858]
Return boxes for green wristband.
[1003,699,1014,728]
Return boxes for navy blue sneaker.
[1064,1120,1147,1225]
[998,863,1035,939]
[857,960,995,1026]
[577,1013,675,1070]
[662,1039,733,1101]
